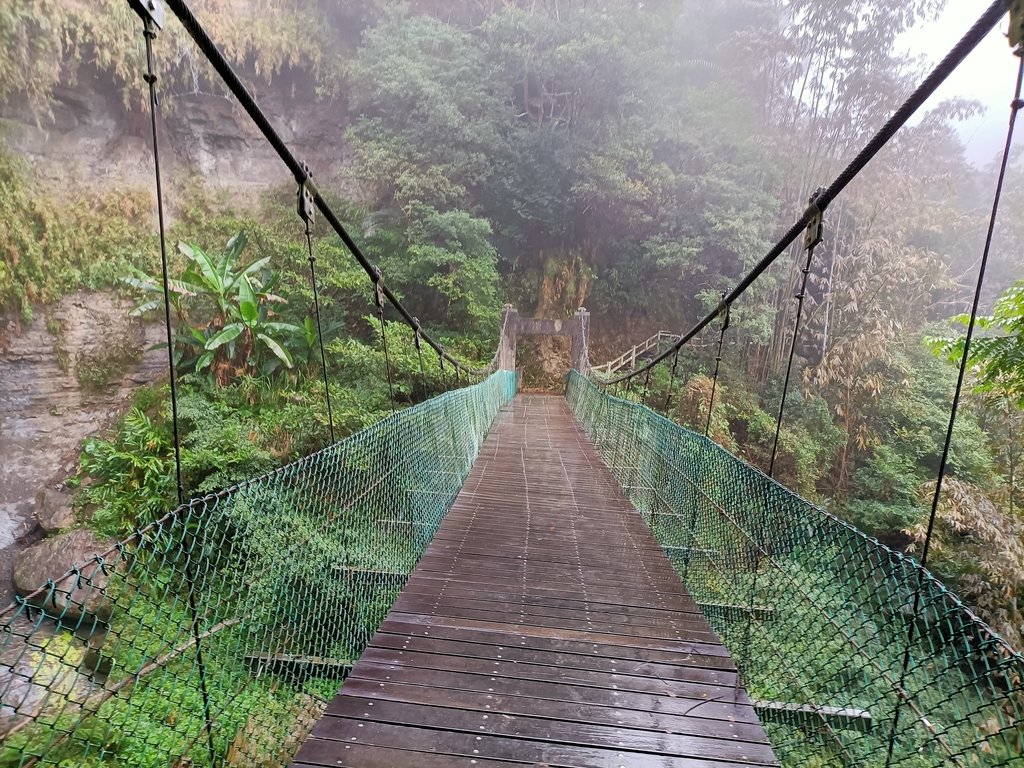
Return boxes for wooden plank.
[755,700,873,732]
[331,566,408,587]
[368,633,738,686]
[244,653,352,680]
[697,602,776,622]
[303,719,764,768]
[290,394,778,767]
[321,698,779,764]
[355,646,748,704]
[338,677,771,743]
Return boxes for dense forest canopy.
[0,0,1022,648]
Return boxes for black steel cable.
[884,51,1024,768]
[743,211,822,674]
[373,277,397,413]
[135,12,216,765]
[704,298,731,437]
[598,0,1007,386]
[438,349,448,390]
[163,0,488,377]
[413,323,428,401]
[664,348,681,410]
[768,235,820,478]
[303,219,335,443]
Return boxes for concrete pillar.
[498,304,518,371]
[570,307,590,370]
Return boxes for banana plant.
[123,232,300,381]
[200,270,300,375]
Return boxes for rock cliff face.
[0,292,166,601]
[1,59,356,200]
[0,40,358,596]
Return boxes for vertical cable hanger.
[885,46,1024,768]
[297,162,335,443]
[437,347,449,391]
[128,1,216,764]
[663,348,681,410]
[705,295,731,437]
[743,187,824,666]
[768,187,825,477]
[413,319,428,401]
[641,366,652,405]
[372,268,397,413]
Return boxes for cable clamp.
[296,162,315,225]
[371,267,384,310]
[412,318,422,349]
[717,292,731,332]
[128,0,164,29]
[802,187,826,250]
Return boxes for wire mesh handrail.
[0,371,517,767]
[565,370,1024,768]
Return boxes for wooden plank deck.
[292,394,778,768]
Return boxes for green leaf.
[240,256,271,280]
[238,276,259,326]
[261,321,302,334]
[257,332,293,368]
[205,324,244,350]
[128,299,162,317]
[223,234,246,286]
[182,242,221,293]
[195,350,214,371]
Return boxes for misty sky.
[901,0,1019,166]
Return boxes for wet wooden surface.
[292,394,778,767]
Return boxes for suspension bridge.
[1,0,1024,766]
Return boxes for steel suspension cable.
[597,0,1007,387]
[298,167,336,443]
[884,50,1024,768]
[131,5,215,763]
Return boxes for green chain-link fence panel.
[0,370,517,768]
[566,371,1024,768]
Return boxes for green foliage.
[348,15,504,209]
[125,232,300,381]
[0,0,341,112]
[372,205,502,336]
[76,372,339,535]
[845,444,923,532]
[75,332,141,394]
[79,399,175,537]
[0,150,150,322]
[928,280,1024,407]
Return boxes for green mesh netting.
[566,370,1024,768]
[0,370,517,767]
